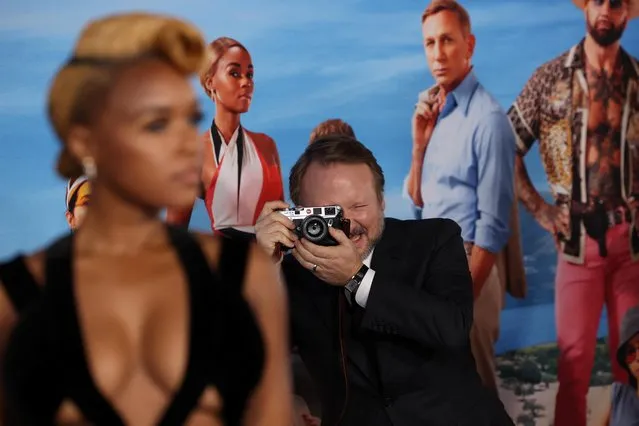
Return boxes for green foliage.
[497,338,613,424]
[497,337,613,387]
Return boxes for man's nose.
[434,43,445,61]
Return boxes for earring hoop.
[82,157,97,179]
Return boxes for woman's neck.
[75,183,166,256]
[214,107,241,143]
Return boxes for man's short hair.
[421,0,472,35]
[308,119,356,144]
[289,135,385,205]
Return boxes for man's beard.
[357,217,385,261]
[587,16,627,47]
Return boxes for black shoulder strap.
[0,255,42,313]
[217,236,251,290]
[166,225,251,290]
[166,226,215,286]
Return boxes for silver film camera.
[279,205,351,246]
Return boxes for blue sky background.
[0,0,638,259]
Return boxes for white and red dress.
[204,122,284,240]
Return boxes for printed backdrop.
[1,0,639,424]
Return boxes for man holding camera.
[507,0,639,424]
[255,136,513,426]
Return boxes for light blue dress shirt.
[405,71,515,253]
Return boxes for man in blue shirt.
[405,0,516,391]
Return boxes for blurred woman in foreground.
[0,12,291,425]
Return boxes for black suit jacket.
[283,218,513,426]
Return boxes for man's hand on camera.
[292,227,362,286]
[255,200,298,261]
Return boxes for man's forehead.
[423,29,456,39]
[301,163,361,192]
[422,12,465,36]
[305,161,371,176]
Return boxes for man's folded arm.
[359,219,474,349]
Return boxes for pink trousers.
[553,222,639,426]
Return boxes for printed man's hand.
[535,203,570,247]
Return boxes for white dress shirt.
[352,247,375,308]
[210,127,264,233]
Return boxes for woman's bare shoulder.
[22,251,47,284]
[0,249,46,333]
[244,130,280,167]
[1,250,46,288]
[243,241,287,307]
[244,129,277,149]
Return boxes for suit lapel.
[306,276,379,388]
[305,219,402,331]
[345,220,404,390]
[306,272,338,332]
[370,219,403,272]
[304,221,406,392]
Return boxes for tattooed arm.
[507,66,543,205]
[507,66,569,236]
[514,156,546,217]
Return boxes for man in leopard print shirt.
[507,0,639,425]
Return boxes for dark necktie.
[338,291,383,393]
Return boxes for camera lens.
[301,215,328,243]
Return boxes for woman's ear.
[65,211,74,228]
[66,125,93,163]
[204,77,216,98]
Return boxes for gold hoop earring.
[82,157,97,179]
